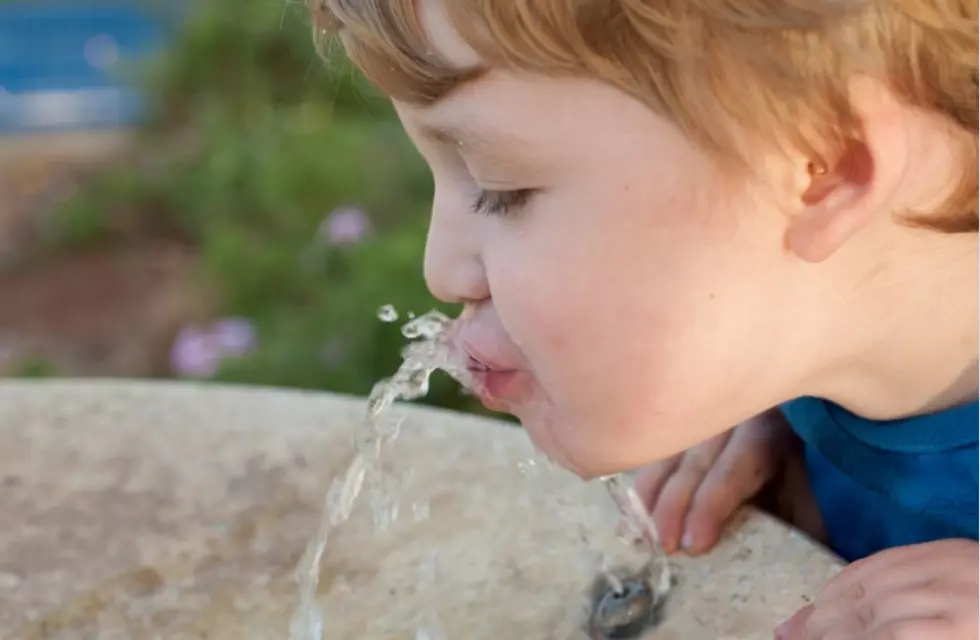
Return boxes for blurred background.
[0,0,485,415]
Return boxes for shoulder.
[780,396,978,455]
[781,398,978,559]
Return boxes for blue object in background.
[0,2,176,133]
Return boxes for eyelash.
[471,188,536,217]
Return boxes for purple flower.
[170,318,257,378]
[319,206,372,246]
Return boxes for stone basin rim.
[0,377,842,561]
[0,377,509,422]
[0,378,844,639]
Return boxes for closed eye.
[471,188,537,217]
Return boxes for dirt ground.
[0,133,210,378]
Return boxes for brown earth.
[0,243,210,378]
[0,133,211,378]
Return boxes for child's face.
[396,1,813,477]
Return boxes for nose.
[423,189,490,304]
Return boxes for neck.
[805,226,978,420]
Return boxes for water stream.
[288,308,671,639]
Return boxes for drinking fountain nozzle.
[587,562,670,640]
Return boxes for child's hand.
[776,539,979,640]
[633,410,792,555]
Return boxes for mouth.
[458,331,575,473]
[465,356,491,373]
[463,352,521,408]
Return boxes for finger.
[854,618,953,640]
[804,583,964,639]
[634,455,681,512]
[818,540,976,605]
[816,546,922,602]
[682,431,774,554]
[775,604,812,640]
[652,439,728,553]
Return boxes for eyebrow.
[426,65,489,106]
[418,122,523,152]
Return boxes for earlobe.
[785,140,876,263]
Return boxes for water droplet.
[517,458,539,477]
[373,498,398,532]
[415,620,447,640]
[418,550,439,586]
[377,304,399,323]
[412,501,430,521]
[401,323,422,339]
[400,311,451,341]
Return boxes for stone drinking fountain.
[1,380,840,639]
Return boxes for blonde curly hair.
[311,0,977,232]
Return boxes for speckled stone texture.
[0,381,841,639]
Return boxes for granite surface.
[0,380,842,639]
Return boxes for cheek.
[488,193,721,390]
[500,178,719,328]
[483,182,766,458]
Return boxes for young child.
[312,1,978,637]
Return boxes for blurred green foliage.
[10,357,56,379]
[45,0,484,413]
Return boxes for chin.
[522,409,655,480]
[513,406,594,479]
[476,395,510,414]
[482,386,612,479]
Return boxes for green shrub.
[10,358,57,379]
[213,216,479,414]
[142,0,392,129]
[40,0,491,415]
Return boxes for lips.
[452,310,577,471]
[456,339,523,408]
[461,352,516,404]
[453,305,530,408]
[458,334,517,371]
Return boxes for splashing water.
[532,451,673,625]
[414,551,447,640]
[289,310,472,640]
[602,475,673,598]
[288,307,673,639]
[377,304,399,323]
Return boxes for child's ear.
[785,76,909,263]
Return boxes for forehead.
[396,75,535,152]
[404,0,662,154]
[400,0,502,138]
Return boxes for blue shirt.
[781,397,978,562]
